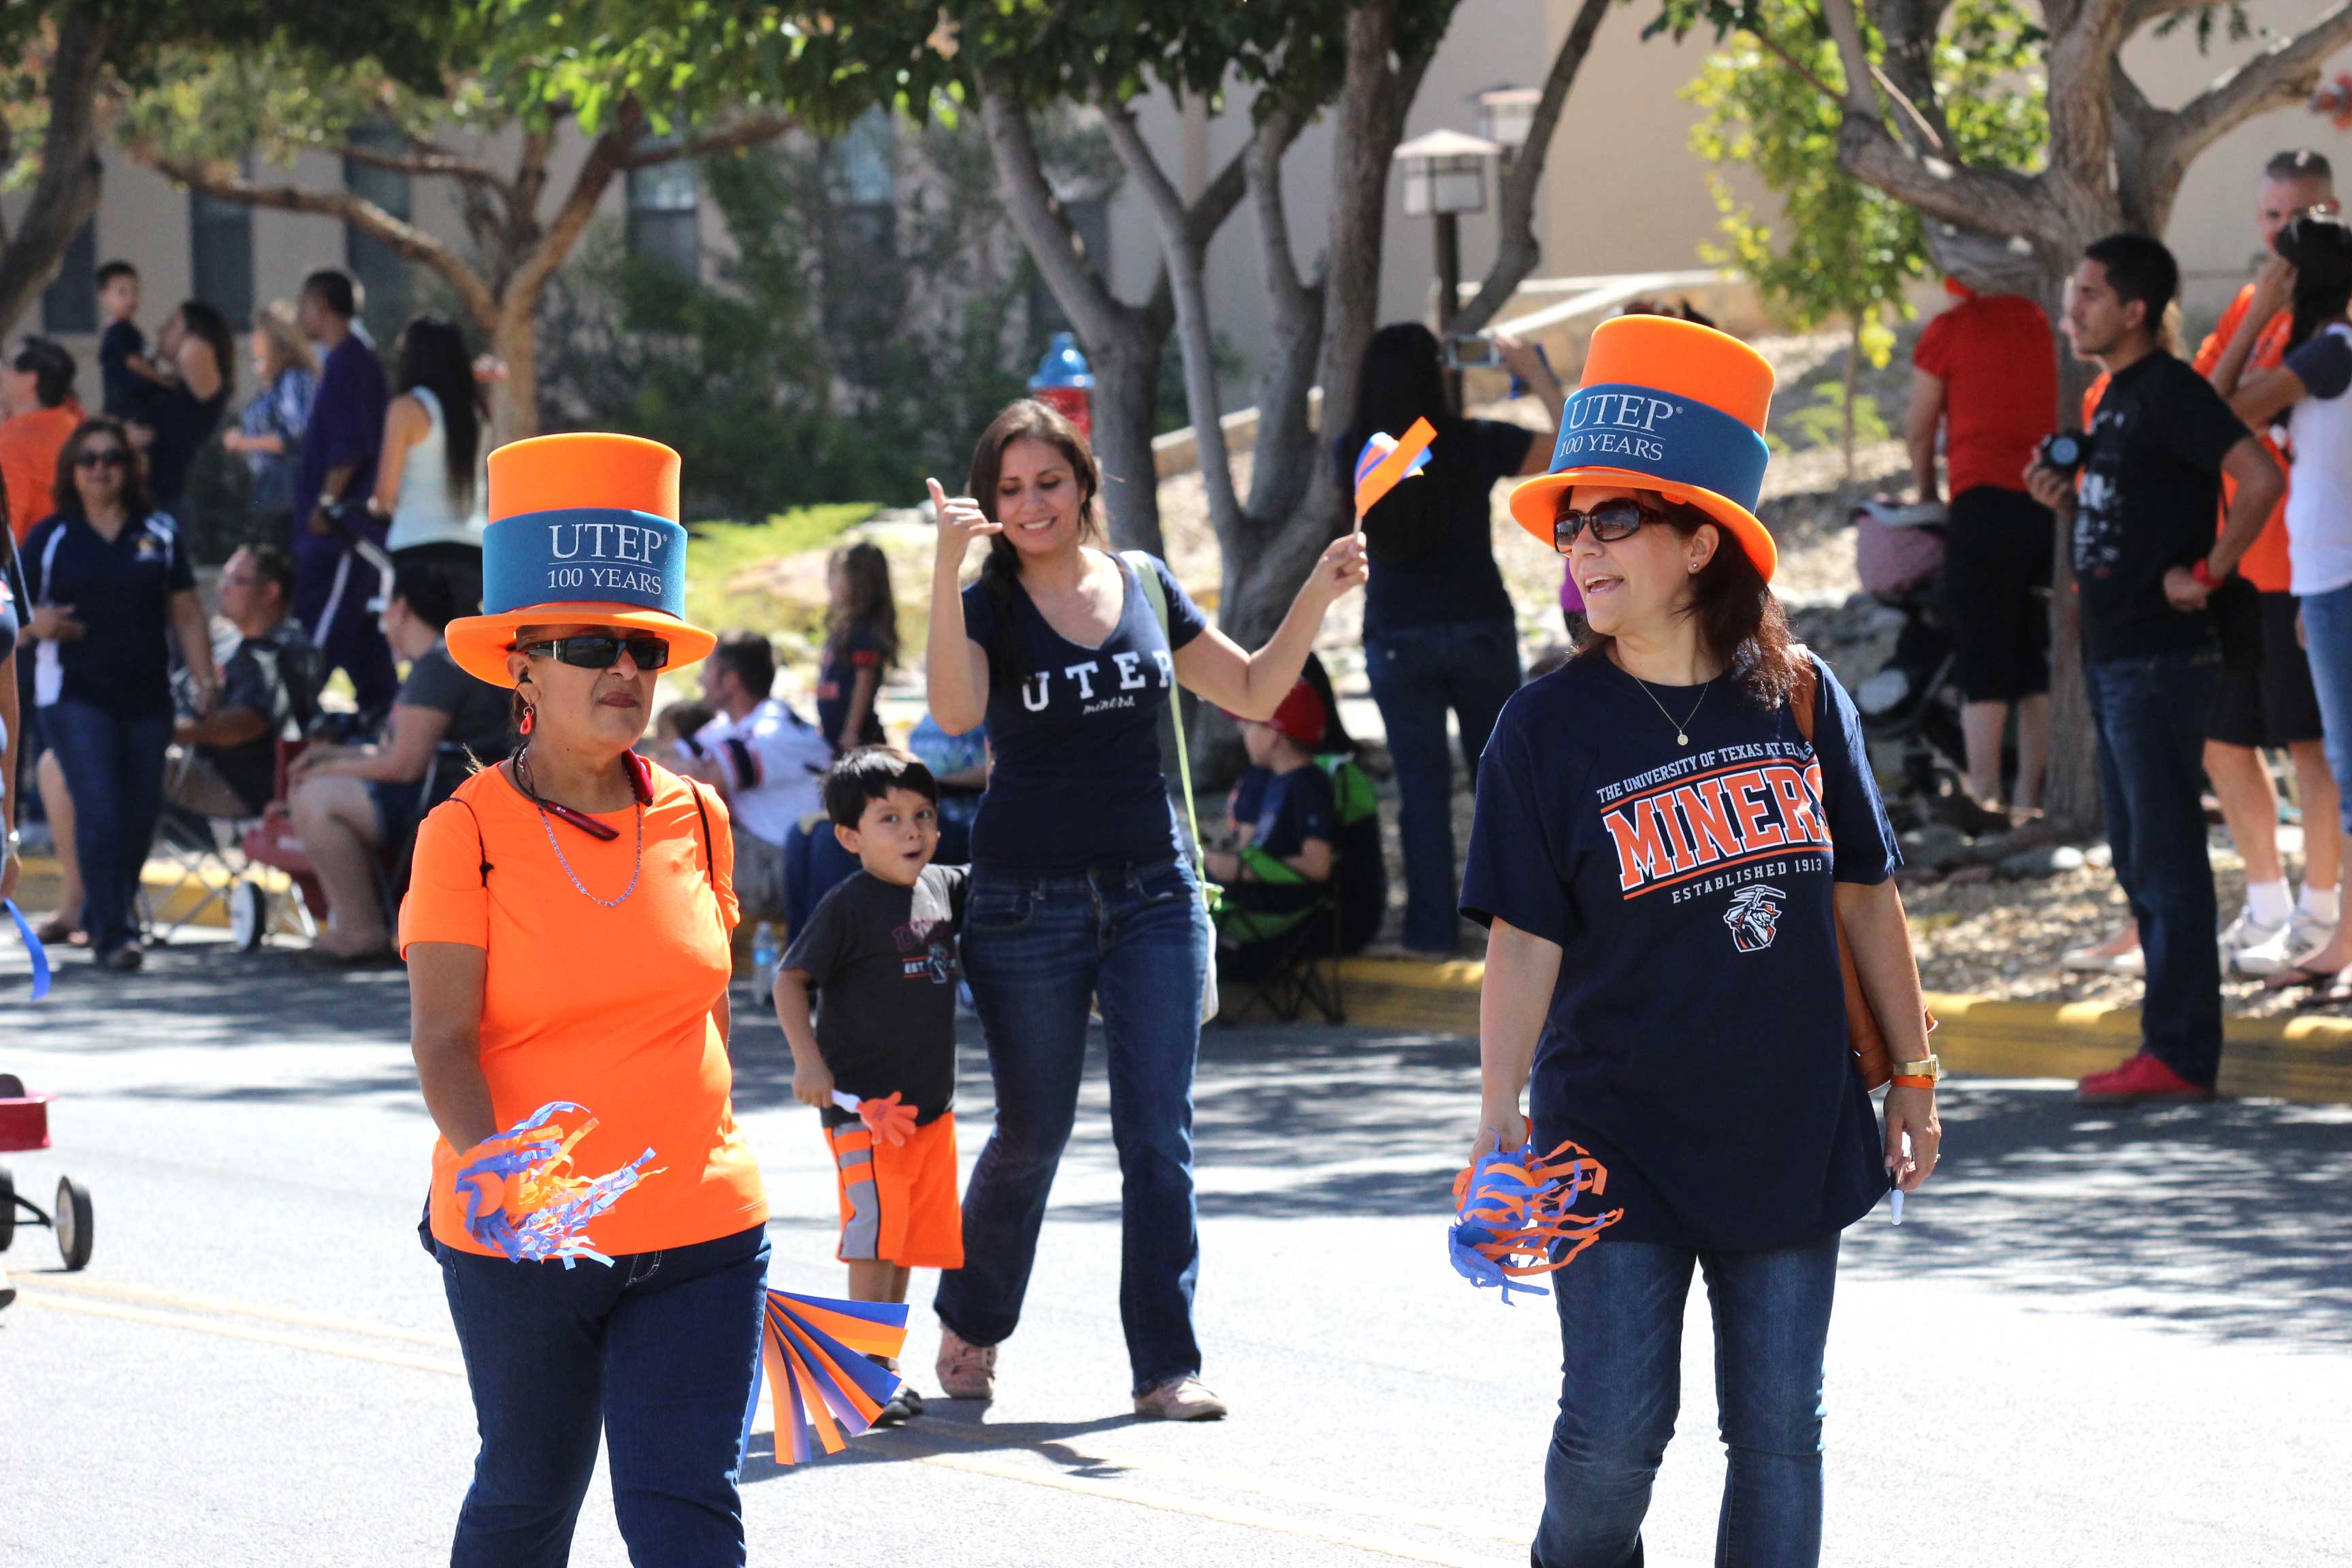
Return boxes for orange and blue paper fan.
[756,1290,911,1465]
[451,1101,661,1269]
[1449,1137,1624,1303]
[1354,417,1438,518]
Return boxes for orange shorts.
[828,1111,964,1269]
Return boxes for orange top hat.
[1508,316,1779,582]
[442,433,718,687]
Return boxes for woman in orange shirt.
[401,434,768,1567]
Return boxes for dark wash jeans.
[41,698,172,958]
[936,855,1211,1394]
[1533,1235,1841,1568]
[436,1224,769,1568]
[1365,617,1522,951]
[2085,647,2224,1085]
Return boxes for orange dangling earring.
[519,702,536,736]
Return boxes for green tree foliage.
[1683,0,2044,471]
[537,124,1032,519]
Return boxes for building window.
[627,156,700,277]
[41,218,97,335]
[823,109,902,347]
[1028,195,1109,341]
[830,107,896,208]
[343,121,416,342]
[191,186,255,327]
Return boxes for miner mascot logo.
[1722,885,1786,952]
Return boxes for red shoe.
[2075,1051,2217,1105]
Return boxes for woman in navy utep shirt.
[923,399,1365,1420]
[1464,316,1940,1567]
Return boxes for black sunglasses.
[517,633,672,671]
[1552,497,1670,555]
[76,448,129,470]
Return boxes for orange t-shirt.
[2082,285,2292,592]
[1914,293,2057,498]
[0,402,82,542]
[399,762,768,1258]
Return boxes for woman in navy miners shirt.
[1462,317,1941,1568]
[923,399,1365,1422]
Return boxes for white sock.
[2301,883,2340,925]
[2247,879,2293,928]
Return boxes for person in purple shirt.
[291,269,396,715]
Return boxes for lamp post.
[1394,127,1497,413]
[1475,86,1539,169]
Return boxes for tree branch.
[973,58,1125,348]
[0,9,112,336]
[612,111,796,169]
[1448,0,1612,336]
[2144,0,2352,200]
[332,141,501,186]
[143,153,500,329]
[501,99,645,325]
[1243,102,1324,529]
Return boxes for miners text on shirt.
[1598,745,1833,897]
[1018,648,1177,715]
[894,916,956,984]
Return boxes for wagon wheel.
[0,1073,23,1098]
[0,1166,12,1253]
[54,1177,91,1271]
[231,881,269,952]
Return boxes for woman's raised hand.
[928,476,999,570]
[1306,530,1371,604]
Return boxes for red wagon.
[0,1073,93,1271]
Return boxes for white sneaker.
[2062,928,2142,974]
[2233,912,2336,977]
[2220,909,2289,966]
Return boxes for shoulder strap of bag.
[1788,644,1818,747]
[455,796,492,887]
[1122,550,1207,872]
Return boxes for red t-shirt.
[1915,293,2058,499]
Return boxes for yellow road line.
[19,1282,1517,1565]
[21,1292,463,1378]
[20,1273,457,1348]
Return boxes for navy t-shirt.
[816,621,887,753]
[22,510,196,717]
[1332,416,1532,634]
[783,864,967,1123]
[960,551,1205,874]
[1250,762,1335,860]
[1459,650,1898,1252]
[99,320,156,423]
[293,334,387,529]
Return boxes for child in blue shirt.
[1207,679,1338,977]
[95,261,167,423]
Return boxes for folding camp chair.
[1213,878,1345,1025]
[228,740,329,950]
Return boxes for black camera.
[2037,429,2089,478]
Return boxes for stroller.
[1846,500,1974,815]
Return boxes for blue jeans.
[41,699,172,958]
[2296,583,2352,842]
[936,855,1211,1393]
[2084,648,2224,1085]
[1534,1236,1841,1568]
[436,1224,770,1568]
[1365,617,1522,951]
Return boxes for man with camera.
[2027,233,2283,1105]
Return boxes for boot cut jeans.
[2083,647,2225,1085]
[1531,1236,1842,1568]
[436,1224,770,1568]
[935,855,1211,1394]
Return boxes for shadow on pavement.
[741,1409,1143,1484]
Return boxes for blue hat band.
[1547,383,1769,512]
[483,508,687,619]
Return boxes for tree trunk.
[0,10,110,338]
[492,304,541,444]
[2040,259,2102,837]
[1088,324,1165,556]
[1842,316,1860,485]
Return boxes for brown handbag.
[1789,659,1930,1092]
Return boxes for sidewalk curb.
[13,853,248,932]
[1326,956,2352,1107]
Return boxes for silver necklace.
[1628,669,1709,746]
[517,752,644,907]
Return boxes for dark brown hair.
[826,540,900,675]
[965,398,1103,685]
[54,416,152,523]
[1567,493,1803,710]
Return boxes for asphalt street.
[2,934,2348,1567]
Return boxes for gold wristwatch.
[1889,1055,1942,1084]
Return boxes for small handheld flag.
[830,1089,918,1147]
[451,1101,661,1268]
[5,899,52,1000]
[1354,417,1438,519]
[1449,1137,1624,1303]
[756,1289,911,1464]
